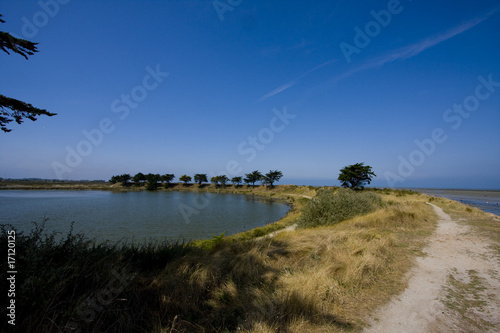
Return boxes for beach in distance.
[413,188,500,215]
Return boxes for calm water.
[415,189,500,215]
[0,190,290,242]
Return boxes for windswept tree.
[179,175,191,185]
[161,174,175,187]
[133,172,146,186]
[338,162,376,190]
[109,174,131,187]
[120,174,130,187]
[194,174,208,186]
[145,173,161,191]
[231,176,242,187]
[211,175,229,188]
[263,170,283,188]
[211,176,220,187]
[1,14,56,132]
[218,175,229,188]
[244,170,262,186]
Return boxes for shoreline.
[2,183,499,331]
[0,182,318,242]
[2,181,498,216]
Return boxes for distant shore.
[0,179,320,198]
[414,188,500,216]
[2,180,499,216]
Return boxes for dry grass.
[146,191,438,332]
[1,188,445,332]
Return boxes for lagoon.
[0,190,290,243]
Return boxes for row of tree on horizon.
[109,170,284,191]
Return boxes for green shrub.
[299,188,383,228]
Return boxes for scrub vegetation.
[0,185,464,332]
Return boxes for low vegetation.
[0,186,450,332]
[299,187,383,228]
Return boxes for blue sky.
[1,0,499,189]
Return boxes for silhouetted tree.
[244,170,262,186]
[211,176,220,187]
[179,175,191,185]
[145,173,161,191]
[338,162,376,190]
[218,175,229,188]
[210,175,229,188]
[231,176,242,187]
[0,14,56,132]
[161,174,175,187]
[194,174,208,186]
[263,170,283,188]
[109,174,131,187]
[133,172,146,186]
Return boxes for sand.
[364,203,500,332]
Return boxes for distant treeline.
[109,170,283,191]
[0,178,106,183]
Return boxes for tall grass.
[0,221,191,332]
[299,188,383,228]
[0,188,443,332]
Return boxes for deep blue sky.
[1,0,499,189]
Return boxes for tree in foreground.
[338,162,376,190]
[179,175,191,185]
[244,170,262,186]
[1,14,56,132]
[263,170,283,188]
[194,174,208,186]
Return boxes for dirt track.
[364,203,500,333]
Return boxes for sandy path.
[364,203,500,333]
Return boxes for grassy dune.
[0,186,453,332]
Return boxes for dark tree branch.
[1,13,56,132]
[0,95,56,132]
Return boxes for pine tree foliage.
[1,13,56,132]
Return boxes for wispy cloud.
[257,59,337,102]
[257,81,298,102]
[329,9,498,84]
